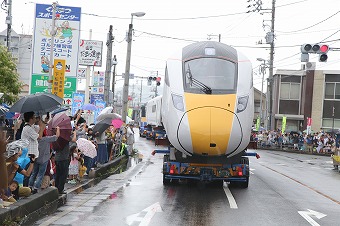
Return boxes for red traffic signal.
[320,45,329,53]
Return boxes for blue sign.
[71,93,85,116]
[36,4,81,21]
[93,100,106,123]
[90,94,104,105]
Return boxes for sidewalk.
[0,155,130,226]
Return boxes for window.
[325,83,335,99]
[152,105,156,113]
[183,58,236,93]
[280,82,300,100]
[324,83,340,100]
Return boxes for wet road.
[35,135,340,226]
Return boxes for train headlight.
[172,94,184,112]
[237,95,249,113]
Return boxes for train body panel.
[145,95,163,127]
[161,41,253,158]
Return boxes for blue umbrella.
[81,103,97,111]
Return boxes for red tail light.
[170,165,176,174]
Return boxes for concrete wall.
[311,70,324,131]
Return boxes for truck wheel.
[163,175,171,185]
[239,176,249,188]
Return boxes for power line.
[82,11,248,21]
[275,10,340,34]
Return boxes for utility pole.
[48,2,58,93]
[104,25,114,104]
[139,79,143,105]
[268,0,276,131]
[84,29,92,104]
[5,0,12,52]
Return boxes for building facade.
[272,65,340,133]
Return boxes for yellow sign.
[282,116,287,134]
[52,59,66,98]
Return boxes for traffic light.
[318,44,329,62]
[156,77,161,86]
[300,43,329,62]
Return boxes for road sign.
[79,40,103,66]
[52,59,66,98]
[31,74,77,105]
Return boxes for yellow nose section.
[184,93,237,156]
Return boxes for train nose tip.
[178,107,242,155]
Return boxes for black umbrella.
[9,93,63,113]
[93,117,112,135]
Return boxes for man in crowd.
[29,124,60,194]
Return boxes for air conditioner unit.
[305,62,316,71]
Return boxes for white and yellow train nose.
[177,93,243,156]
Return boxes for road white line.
[223,183,238,209]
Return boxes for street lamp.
[122,12,145,123]
[111,55,118,106]
[257,58,267,129]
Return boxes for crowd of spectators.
[251,130,340,154]
[0,110,135,208]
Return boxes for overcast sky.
[1,0,340,93]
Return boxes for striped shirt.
[21,124,40,158]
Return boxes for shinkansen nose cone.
[178,106,242,156]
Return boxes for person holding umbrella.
[21,112,45,158]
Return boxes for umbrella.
[93,118,112,134]
[47,112,72,150]
[12,113,21,119]
[0,106,8,116]
[9,93,63,113]
[112,118,124,129]
[81,103,97,111]
[50,106,70,116]
[96,112,121,122]
[99,106,113,115]
[115,113,133,124]
[76,138,97,158]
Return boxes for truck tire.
[239,157,249,188]
[163,175,171,185]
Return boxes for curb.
[0,187,59,225]
[0,156,129,225]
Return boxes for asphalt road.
[35,134,340,226]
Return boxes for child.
[41,153,56,189]
[78,158,87,181]
[2,181,19,203]
[68,146,80,184]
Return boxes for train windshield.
[184,58,236,93]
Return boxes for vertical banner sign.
[306,117,312,135]
[31,3,81,87]
[256,116,260,132]
[72,93,85,116]
[128,108,133,118]
[79,40,103,66]
[282,116,287,134]
[92,71,105,94]
[93,100,106,123]
[52,59,66,98]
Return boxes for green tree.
[0,45,22,105]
